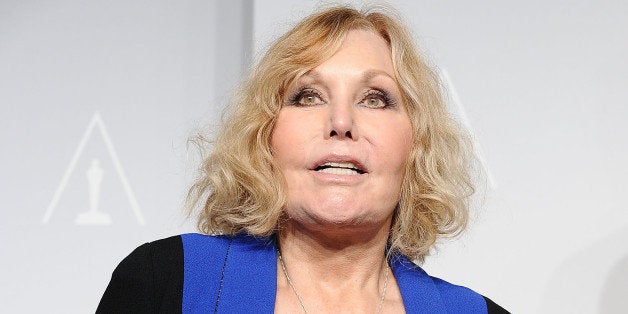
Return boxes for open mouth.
[314,162,366,175]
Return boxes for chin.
[291,206,380,229]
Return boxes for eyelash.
[288,88,323,106]
[287,87,397,109]
[362,89,397,109]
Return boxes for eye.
[359,89,396,109]
[289,88,325,106]
[364,96,384,108]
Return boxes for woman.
[98,5,508,313]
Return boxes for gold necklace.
[277,248,390,314]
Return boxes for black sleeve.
[483,296,510,314]
[96,235,184,314]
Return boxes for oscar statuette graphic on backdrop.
[42,112,145,226]
[74,158,112,225]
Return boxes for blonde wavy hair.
[187,5,475,261]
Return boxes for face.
[271,29,413,231]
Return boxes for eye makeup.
[359,88,398,109]
[284,84,399,109]
[287,87,326,107]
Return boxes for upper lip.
[310,155,368,174]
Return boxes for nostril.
[329,130,353,139]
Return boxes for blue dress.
[181,233,488,313]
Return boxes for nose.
[326,102,355,140]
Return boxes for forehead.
[309,29,395,79]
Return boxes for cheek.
[270,110,310,168]
[377,118,414,175]
[395,128,414,170]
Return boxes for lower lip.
[309,169,366,184]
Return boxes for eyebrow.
[302,69,396,84]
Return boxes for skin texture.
[271,30,413,235]
[271,30,410,313]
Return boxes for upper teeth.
[323,162,358,169]
[319,167,359,175]
[316,162,363,175]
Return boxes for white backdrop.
[1,1,627,313]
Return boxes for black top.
[97,235,184,313]
[97,235,509,313]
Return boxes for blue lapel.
[390,254,447,313]
[182,233,277,313]
[217,234,277,313]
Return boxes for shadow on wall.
[539,226,628,314]
[599,253,628,313]
[214,1,253,102]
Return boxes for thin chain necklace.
[277,248,390,314]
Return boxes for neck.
[277,218,391,288]
[275,218,404,313]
